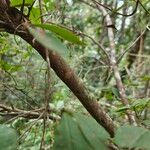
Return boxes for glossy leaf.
[34,24,84,45]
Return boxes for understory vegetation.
[0,0,150,149]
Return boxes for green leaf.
[10,0,34,6]
[116,106,130,112]
[135,132,150,149]
[114,125,150,149]
[111,87,119,98]
[53,113,109,150]
[75,113,109,148]
[0,125,18,150]
[131,98,150,110]
[29,7,41,24]
[141,75,150,81]
[34,24,84,45]
[142,119,150,128]
[29,27,68,57]
[0,60,22,72]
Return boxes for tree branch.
[95,2,137,125]
[0,103,60,121]
[0,6,115,137]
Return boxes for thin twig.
[80,32,110,62]
[91,0,139,17]
[18,112,44,141]
[39,0,44,23]
[117,29,147,64]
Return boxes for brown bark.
[97,5,136,125]
[0,6,115,137]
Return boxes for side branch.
[0,104,60,121]
[97,4,136,125]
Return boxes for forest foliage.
[0,0,150,149]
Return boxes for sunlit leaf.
[29,7,41,24]
[10,0,34,6]
[34,24,84,45]
[0,60,22,72]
